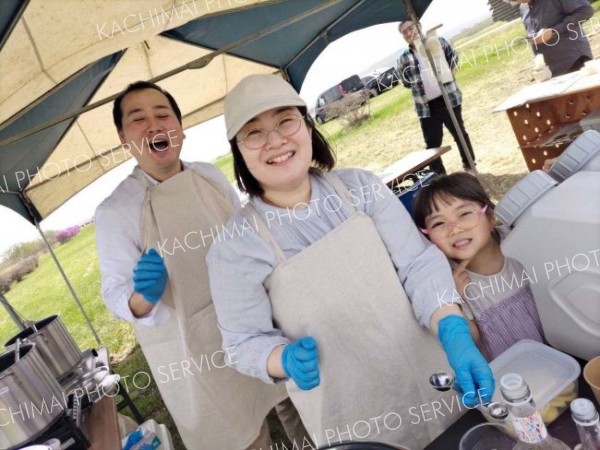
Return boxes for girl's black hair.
[414,172,501,243]
[229,106,336,197]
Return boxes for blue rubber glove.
[438,315,495,407]
[281,337,320,390]
[132,249,168,303]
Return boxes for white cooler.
[496,132,600,361]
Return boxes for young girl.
[414,172,545,361]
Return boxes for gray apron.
[245,173,462,449]
[132,167,287,449]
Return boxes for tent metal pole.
[0,292,27,331]
[34,223,101,345]
[403,0,476,171]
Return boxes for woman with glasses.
[414,172,545,361]
[206,74,494,448]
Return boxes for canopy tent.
[0,0,436,223]
[1,0,454,341]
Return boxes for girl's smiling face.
[423,196,495,261]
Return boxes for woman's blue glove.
[281,337,320,390]
[438,315,495,407]
[133,249,168,303]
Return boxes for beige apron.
[132,167,287,449]
[246,173,463,449]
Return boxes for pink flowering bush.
[55,225,81,244]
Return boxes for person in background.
[414,172,545,360]
[95,81,306,449]
[397,20,476,173]
[513,0,594,77]
[207,74,495,448]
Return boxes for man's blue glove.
[438,315,495,407]
[281,337,320,390]
[133,249,168,303]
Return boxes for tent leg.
[403,0,477,171]
[0,292,27,331]
[35,224,101,345]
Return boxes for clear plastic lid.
[495,171,557,227]
[549,130,600,181]
[489,340,580,409]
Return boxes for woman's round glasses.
[237,115,304,149]
[421,205,488,238]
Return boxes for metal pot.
[5,315,82,380]
[0,343,65,450]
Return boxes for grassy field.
[2,12,600,449]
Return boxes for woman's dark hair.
[112,81,182,131]
[229,106,336,197]
[413,172,500,242]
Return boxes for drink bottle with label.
[500,373,571,449]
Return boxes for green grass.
[213,153,234,182]
[0,225,135,355]
[0,225,183,447]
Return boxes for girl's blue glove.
[281,337,320,390]
[438,315,495,407]
[133,249,168,303]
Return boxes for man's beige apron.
[246,173,463,449]
[132,167,287,449]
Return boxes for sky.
[0,0,493,256]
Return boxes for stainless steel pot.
[5,315,82,380]
[0,343,64,450]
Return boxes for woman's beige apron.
[132,167,287,449]
[246,173,463,449]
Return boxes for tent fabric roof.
[0,0,432,223]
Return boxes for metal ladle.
[429,372,509,420]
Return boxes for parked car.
[361,67,401,97]
[314,75,366,124]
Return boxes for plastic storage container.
[498,170,600,360]
[485,340,580,425]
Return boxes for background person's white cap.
[224,74,306,141]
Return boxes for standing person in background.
[397,20,476,174]
[513,0,594,77]
[95,81,306,449]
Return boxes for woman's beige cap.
[224,74,306,140]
